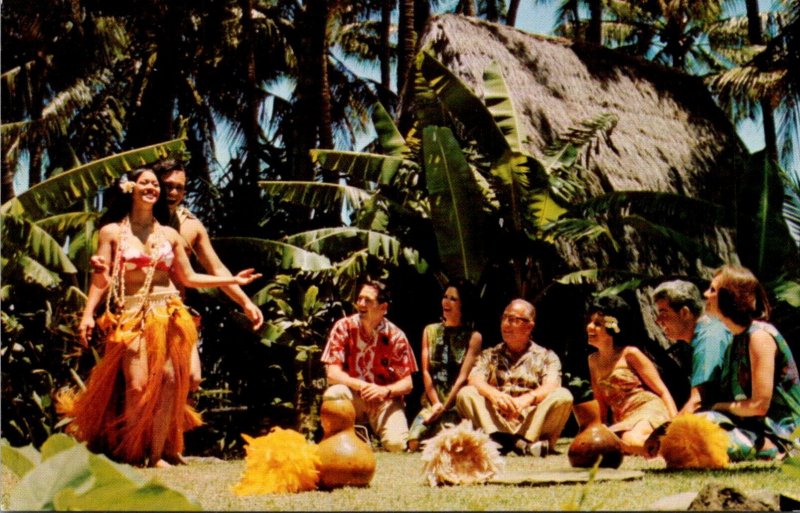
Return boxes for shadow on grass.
[645,465,781,476]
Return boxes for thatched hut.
[404,15,750,397]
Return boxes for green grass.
[2,439,794,511]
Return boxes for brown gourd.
[316,397,376,488]
[567,399,624,469]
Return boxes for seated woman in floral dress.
[586,295,677,456]
[700,264,800,460]
[407,279,483,451]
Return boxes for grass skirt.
[57,294,202,465]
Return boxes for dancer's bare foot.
[164,453,187,465]
[150,459,173,468]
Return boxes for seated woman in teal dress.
[586,296,678,456]
[700,264,800,460]
[407,280,483,451]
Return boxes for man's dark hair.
[152,158,186,179]
[361,279,391,304]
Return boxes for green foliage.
[257,274,346,438]
[737,151,797,280]
[423,126,488,283]
[1,434,201,510]
[2,138,187,220]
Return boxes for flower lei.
[105,217,165,321]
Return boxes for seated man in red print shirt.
[321,280,418,452]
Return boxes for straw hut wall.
[407,15,749,352]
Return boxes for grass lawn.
[5,438,793,511]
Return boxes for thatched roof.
[410,15,745,272]
[409,15,750,346]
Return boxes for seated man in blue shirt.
[652,280,732,414]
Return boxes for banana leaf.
[417,51,508,160]
[211,237,332,271]
[482,63,522,153]
[259,180,373,215]
[36,212,100,243]
[309,149,410,188]
[737,151,795,278]
[372,102,408,157]
[489,150,532,232]
[1,214,77,274]
[1,138,186,220]
[423,126,487,283]
[778,165,800,248]
[529,188,568,235]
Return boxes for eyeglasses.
[501,314,532,326]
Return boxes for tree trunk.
[486,0,499,22]
[745,0,779,163]
[414,0,430,35]
[379,0,394,109]
[126,5,179,147]
[397,0,416,92]
[2,158,16,201]
[587,0,602,44]
[238,0,263,227]
[291,0,332,181]
[506,0,521,27]
[460,0,476,16]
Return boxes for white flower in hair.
[119,175,135,194]
[604,316,620,333]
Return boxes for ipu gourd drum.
[316,397,376,488]
[567,399,624,469]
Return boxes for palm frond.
[622,214,724,267]
[544,216,618,250]
[571,191,730,231]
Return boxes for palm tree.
[711,0,796,167]
[1,0,130,196]
[602,0,726,71]
[542,0,603,44]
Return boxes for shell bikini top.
[121,220,175,272]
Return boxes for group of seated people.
[320,264,800,462]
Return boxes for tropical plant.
[1,0,131,194]
[1,434,201,510]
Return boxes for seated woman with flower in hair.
[700,264,800,461]
[586,296,677,456]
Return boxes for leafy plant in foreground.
[1,434,201,510]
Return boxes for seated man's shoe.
[526,440,549,457]
[514,438,549,457]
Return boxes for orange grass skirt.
[57,294,202,465]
